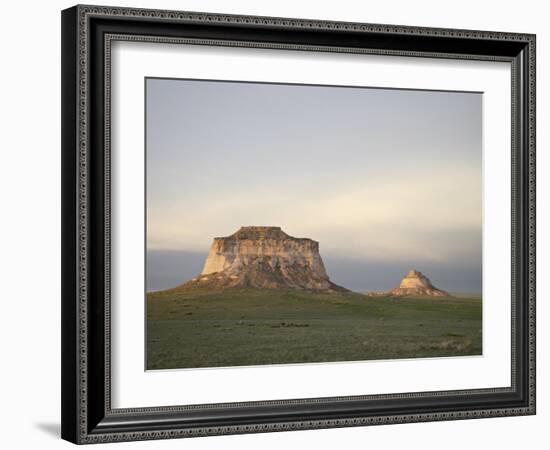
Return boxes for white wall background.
[0,0,546,448]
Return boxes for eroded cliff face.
[183,226,345,292]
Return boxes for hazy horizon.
[146,78,482,294]
[146,248,481,294]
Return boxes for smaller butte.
[368,269,449,297]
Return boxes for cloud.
[147,164,481,267]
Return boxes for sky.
[146,78,482,293]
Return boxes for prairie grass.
[146,287,482,370]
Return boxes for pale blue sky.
[146,78,482,293]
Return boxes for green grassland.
[146,287,482,370]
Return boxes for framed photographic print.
[61,5,536,444]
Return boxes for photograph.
[57,3,537,445]
[145,78,483,370]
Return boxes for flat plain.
[146,286,482,370]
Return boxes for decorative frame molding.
[61,4,536,444]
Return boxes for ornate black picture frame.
[61,4,536,444]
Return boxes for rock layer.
[183,226,346,292]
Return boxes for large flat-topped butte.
[183,226,346,292]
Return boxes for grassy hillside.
[146,286,482,370]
